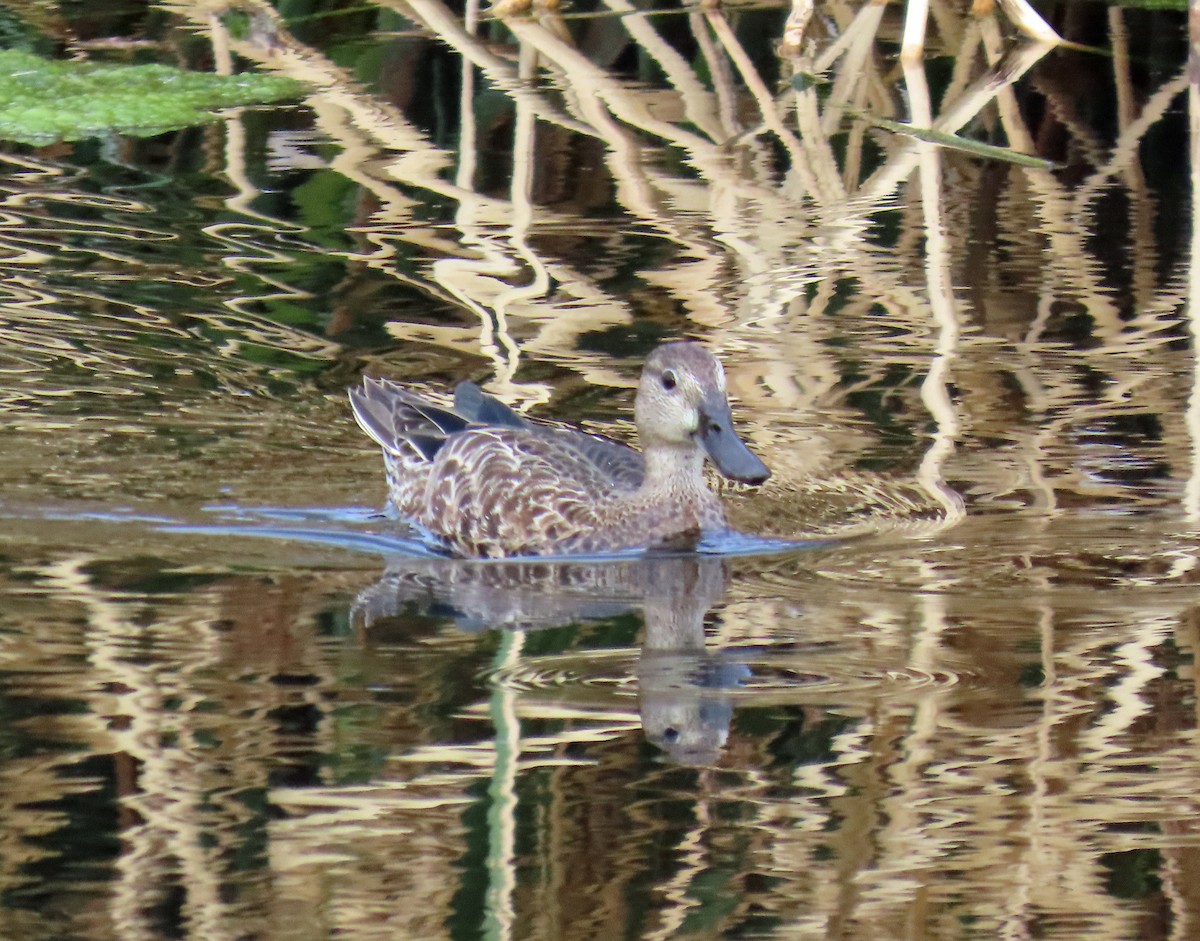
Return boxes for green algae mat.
[0,50,304,144]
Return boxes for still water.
[0,0,1197,938]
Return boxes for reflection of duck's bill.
[698,398,771,485]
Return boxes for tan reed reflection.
[1188,9,1200,523]
[725,565,1200,939]
[154,1,1030,518]
[0,0,1178,545]
[0,530,1196,940]
[0,554,500,940]
[34,557,348,941]
[0,2,1193,938]
[0,147,345,431]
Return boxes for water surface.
[0,1,1197,939]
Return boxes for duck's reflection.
[352,553,743,763]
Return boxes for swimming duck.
[349,342,769,558]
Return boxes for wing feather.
[453,381,644,488]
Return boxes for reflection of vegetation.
[0,3,1195,937]
[0,50,303,144]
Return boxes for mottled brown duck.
[349,342,769,558]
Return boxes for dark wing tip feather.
[407,433,446,461]
[454,381,528,429]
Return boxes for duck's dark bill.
[698,400,771,485]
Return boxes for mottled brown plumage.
[349,342,770,558]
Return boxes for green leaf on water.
[858,112,1060,170]
[0,50,305,145]
[1109,0,1184,8]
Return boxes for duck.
[349,341,770,558]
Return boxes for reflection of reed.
[332,550,1200,936]
[7,0,1185,541]
[41,561,282,939]
[0,1,1196,937]
[1187,12,1200,524]
[4,537,1200,938]
[0,149,344,434]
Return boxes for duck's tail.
[349,376,468,463]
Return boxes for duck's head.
[635,342,771,485]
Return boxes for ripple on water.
[481,645,966,708]
[732,509,1200,599]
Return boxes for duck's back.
[454,381,644,490]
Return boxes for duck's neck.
[639,443,707,495]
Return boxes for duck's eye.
[660,369,677,391]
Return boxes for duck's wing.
[558,431,644,489]
[421,427,624,557]
[349,377,467,462]
[453,381,528,429]
[453,381,644,489]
